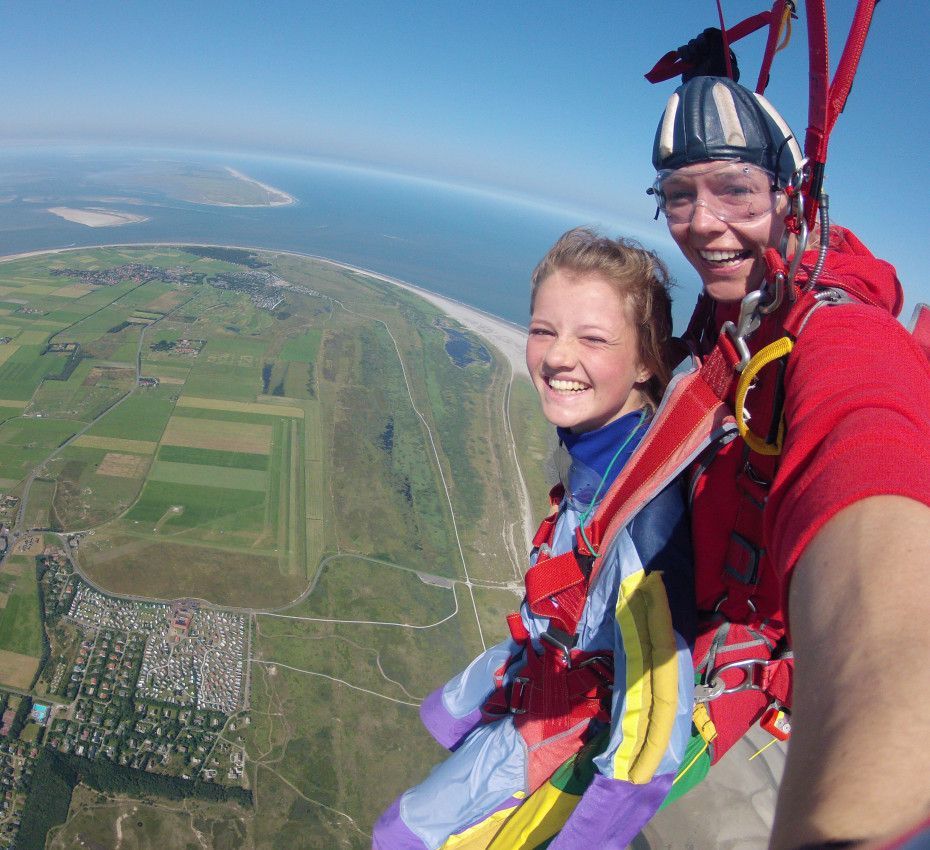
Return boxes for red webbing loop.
[760,657,793,705]
[532,484,564,547]
[755,0,791,94]
[803,1,879,231]
[525,551,586,609]
[644,8,773,84]
[726,10,775,44]
[507,612,529,643]
[524,547,589,634]
[714,0,735,81]
[826,1,879,137]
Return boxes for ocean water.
[0,146,699,328]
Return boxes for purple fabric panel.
[372,795,428,850]
[419,686,482,751]
[548,772,674,850]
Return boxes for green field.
[148,459,267,491]
[125,480,266,528]
[84,393,176,442]
[0,556,44,659]
[157,444,269,470]
[0,346,70,399]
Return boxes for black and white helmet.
[652,76,804,188]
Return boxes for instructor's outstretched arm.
[770,496,930,850]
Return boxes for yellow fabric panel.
[613,569,651,780]
[486,784,578,849]
[441,801,522,850]
[628,571,679,784]
[612,570,679,784]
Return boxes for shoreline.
[0,242,528,377]
[299,254,529,378]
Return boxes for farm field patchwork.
[0,245,542,849]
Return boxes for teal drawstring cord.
[577,408,648,558]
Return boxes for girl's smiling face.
[526,269,650,433]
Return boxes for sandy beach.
[46,207,149,228]
[302,255,529,378]
[222,168,296,207]
[401,285,529,379]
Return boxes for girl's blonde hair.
[531,227,674,406]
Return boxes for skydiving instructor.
[649,72,930,849]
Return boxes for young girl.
[374,228,695,850]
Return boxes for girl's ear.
[635,366,652,385]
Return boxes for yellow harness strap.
[776,3,793,53]
[734,336,794,456]
[691,702,717,746]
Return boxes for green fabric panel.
[659,727,711,810]
[547,727,609,794]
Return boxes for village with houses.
[0,546,252,846]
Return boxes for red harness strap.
[483,495,616,792]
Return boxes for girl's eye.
[583,336,607,344]
[529,327,553,337]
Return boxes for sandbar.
[218,168,296,207]
[47,207,149,228]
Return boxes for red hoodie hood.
[799,224,904,317]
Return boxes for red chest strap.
[524,547,592,636]
[531,483,565,548]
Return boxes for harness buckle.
[540,628,577,667]
[509,676,530,714]
[575,655,614,686]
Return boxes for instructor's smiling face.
[663,161,788,302]
[526,269,649,434]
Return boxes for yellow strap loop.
[776,4,793,53]
[734,336,794,456]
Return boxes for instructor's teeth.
[700,249,746,262]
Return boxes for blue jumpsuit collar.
[557,410,648,506]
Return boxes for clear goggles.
[650,162,780,224]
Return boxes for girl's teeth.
[549,378,588,392]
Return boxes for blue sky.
[2,1,928,310]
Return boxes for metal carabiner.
[708,658,765,696]
[723,289,764,371]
